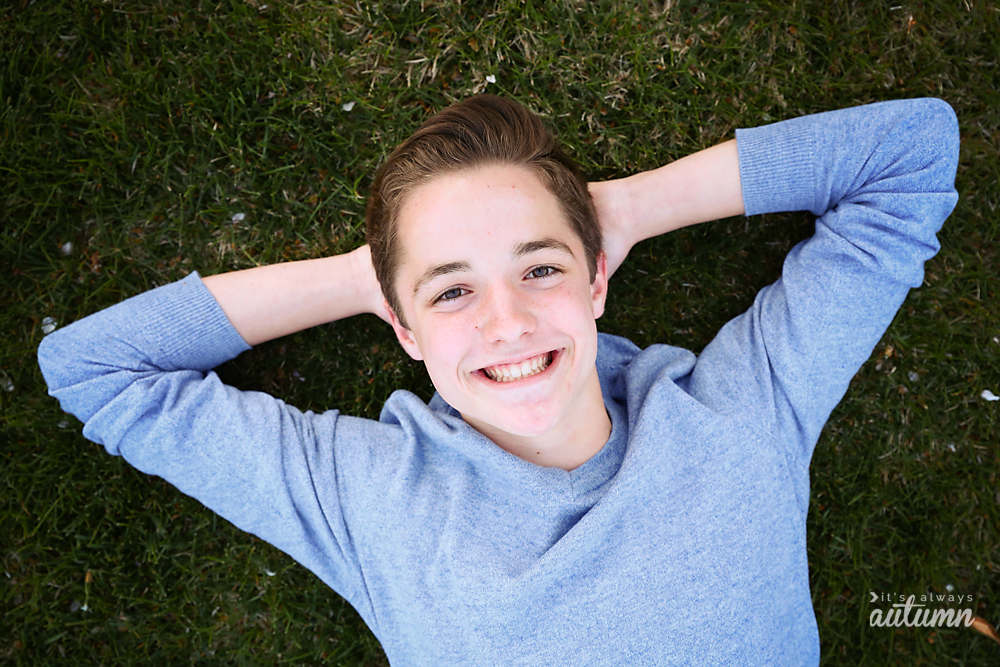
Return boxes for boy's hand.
[352,244,394,326]
[588,178,637,280]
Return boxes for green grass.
[2,0,998,664]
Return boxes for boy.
[38,95,959,665]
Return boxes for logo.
[869,591,974,628]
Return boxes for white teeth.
[483,352,552,382]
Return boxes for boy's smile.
[385,164,612,470]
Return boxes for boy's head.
[365,94,603,330]
[365,95,610,457]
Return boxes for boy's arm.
[589,139,744,278]
[595,99,959,498]
[36,246,395,610]
[203,244,389,346]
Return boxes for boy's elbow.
[914,98,960,180]
[37,331,67,393]
[37,331,82,414]
[37,328,106,423]
[929,97,959,148]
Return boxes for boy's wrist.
[623,169,676,245]
[626,139,744,243]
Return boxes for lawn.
[2,0,998,665]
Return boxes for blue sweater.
[38,99,959,665]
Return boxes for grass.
[2,0,998,664]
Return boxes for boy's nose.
[479,284,535,342]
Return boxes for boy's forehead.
[402,164,554,218]
[396,166,576,263]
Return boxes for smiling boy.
[39,95,959,665]
[389,165,612,469]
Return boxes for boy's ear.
[386,300,424,361]
[591,251,609,320]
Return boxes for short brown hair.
[365,94,602,330]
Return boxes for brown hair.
[365,94,602,330]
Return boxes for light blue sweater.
[38,99,959,665]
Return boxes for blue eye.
[435,287,467,303]
[528,265,561,279]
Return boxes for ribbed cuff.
[146,271,252,372]
[736,117,818,217]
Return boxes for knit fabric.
[38,98,959,666]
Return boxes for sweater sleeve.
[36,272,368,605]
[686,99,959,488]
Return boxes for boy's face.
[387,164,608,442]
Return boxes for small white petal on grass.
[486,75,496,84]
[42,317,57,335]
[60,241,73,255]
[907,371,919,382]
[81,604,89,612]
[264,568,276,576]
[58,421,70,429]
[946,584,955,592]
[981,389,999,402]
[947,443,957,452]
[341,101,356,112]
[231,212,246,223]
[1,378,12,393]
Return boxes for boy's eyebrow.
[412,261,472,298]
[512,237,575,262]
[411,237,576,298]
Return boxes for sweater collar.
[424,386,627,499]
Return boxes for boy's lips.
[473,349,563,386]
